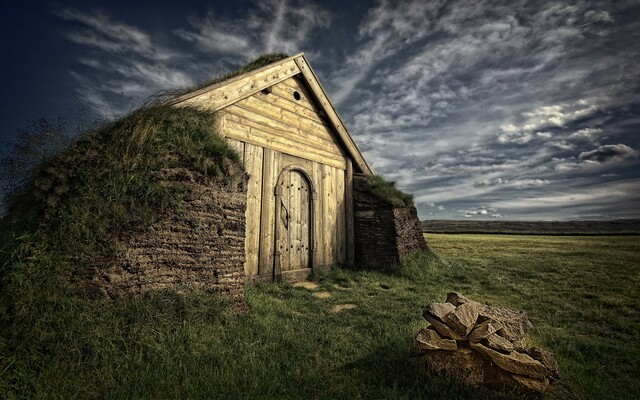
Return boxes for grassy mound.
[364,174,414,207]
[0,103,241,319]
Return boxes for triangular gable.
[170,53,372,175]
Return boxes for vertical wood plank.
[259,149,279,277]
[311,161,323,267]
[287,171,296,271]
[278,170,290,273]
[322,164,335,265]
[244,143,263,276]
[345,158,355,266]
[292,172,303,270]
[335,167,346,264]
[287,171,311,270]
[300,174,310,269]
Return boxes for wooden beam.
[222,113,347,170]
[171,56,302,111]
[345,158,355,266]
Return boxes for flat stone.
[526,347,560,378]
[483,333,515,352]
[493,369,549,394]
[444,302,479,337]
[446,292,532,343]
[416,328,458,351]
[293,281,319,290]
[420,347,485,386]
[469,342,547,379]
[331,303,357,313]
[468,320,502,343]
[424,313,465,340]
[446,292,472,306]
[423,302,455,321]
[312,291,332,299]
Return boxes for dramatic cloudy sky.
[2,0,639,220]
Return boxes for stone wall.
[89,166,248,304]
[353,174,428,269]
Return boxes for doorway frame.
[273,164,317,281]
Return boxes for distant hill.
[422,219,640,235]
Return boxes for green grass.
[2,234,637,399]
[425,234,640,400]
[364,174,414,207]
[170,53,290,98]
[0,104,243,369]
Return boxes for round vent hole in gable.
[293,91,301,101]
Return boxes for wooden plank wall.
[220,79,350,277]
[244,143,263,275]
[220,78,347,170]
[258,149,279,276]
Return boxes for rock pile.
[416,292,559,395]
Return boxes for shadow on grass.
[337,343,514,400]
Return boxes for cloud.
[508,101,600,135]
[54,7,172,61]
[421,202,446,211]
[459,206,503,218]
[579,144,638,163]
[55,7,195,116]
[569,128,605,144]
[536,132,553,140]
[514,179,550,188]
[55,1,331,117]
[330,0,444,105]
[46,0,640,221]
[473,177,550,189]
[498,131,534,145]
[491,179,640,220]
[474,178,506,188]
[174,0,331,59]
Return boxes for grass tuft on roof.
[172,52,290,97]
[364,174,414,207]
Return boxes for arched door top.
[276,164,317,199]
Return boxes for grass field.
[1,234,639,399]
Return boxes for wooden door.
[276,169,311,274]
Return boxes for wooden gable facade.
[172,53,371,282]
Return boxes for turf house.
[1,53,427,301]
[170,53,426,284]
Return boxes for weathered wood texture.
[215,79,352,279]
[171,52,371,177]
[172,59,300,111]
[259,148,279,277]
[218,77,348,171]
[276,169,311,272]
[345,159,355,266]
[243,143,263,276]
[293,56,372,175]
[226,136,348,277]
[180,54,362,280]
